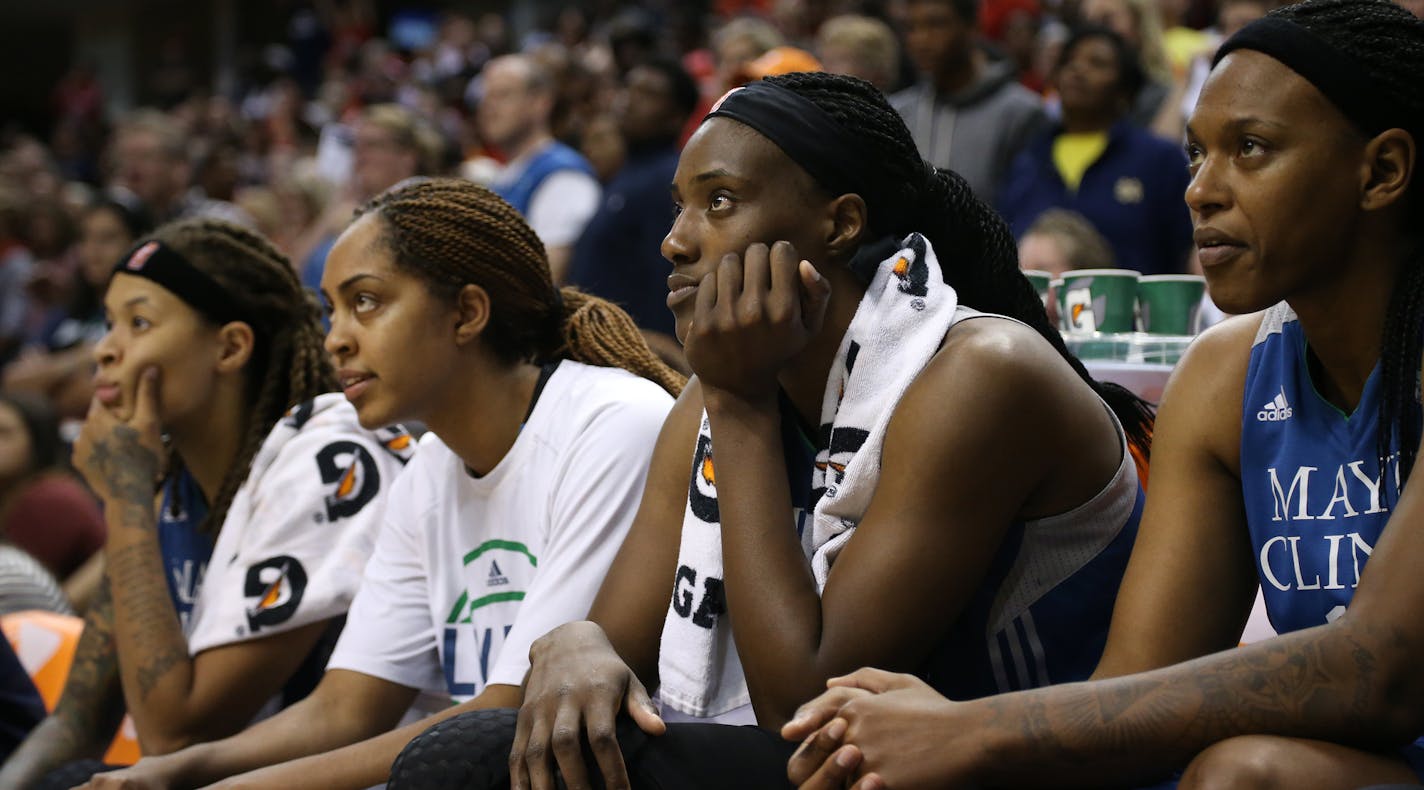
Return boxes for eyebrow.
[691,168,737,185]
[1186,116,1290,138]
[334,273,386,293]
[122,296,151,309]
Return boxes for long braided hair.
[1262,0,1424,489]
[149,218,336,534]
[358,178,685,397]
[762,71,1156,451]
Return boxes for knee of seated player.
[1180,736,1297,790]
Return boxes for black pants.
[388,708,797,790]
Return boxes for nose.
[93,327,119,368]
[1184,152,1230,220]
[324,312,353,360]
[660,209,697,267]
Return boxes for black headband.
[705,81,894,207]
[1214,16,1398,137]
[112,240,247,327]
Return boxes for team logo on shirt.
[315,441,381,521]
[284,400,317,429]
[442,540,537,698]
[379,427,416,464]
[243,555,307,632]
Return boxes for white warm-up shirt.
[327,362,672,702]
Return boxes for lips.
[666,272,700,310]
[1193,227,1247,269]
[337,369,376,400]
[94,380,121,406]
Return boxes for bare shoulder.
[931,315,1078,393]
[1168,311,1265,399]
[1154,310,1267,476]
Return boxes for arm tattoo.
[107,540,192,701]
[982,627,1393,780]
[49,580,126,759]
[89,424,160,507]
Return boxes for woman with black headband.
[0,218,412,789]
[384,72,1152,789]
[785,0,1424,786]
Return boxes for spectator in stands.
[1018,207,1118,278]
[1018,209,1117,326]
[1080,0,1175,128]
[298,103,443,290]
[712,17,785,94]
[0,392,99,606]
[4,195,152,419]
[0,190,33,370]
[108,110,250,228]
[998,27,1193,275]
[815,15,902,94]
[480,55,601,284]
[891,0,1049,203]
[0,219,409,788]
[567,59,699,343]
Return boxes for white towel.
[656,233,960,719]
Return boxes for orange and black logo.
[315,441,381,522]
[379,426,416,464]
[244,555,307,632]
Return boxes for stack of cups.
[1138,274,1207,335]
[1037,269,1207,361]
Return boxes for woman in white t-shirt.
[81,179,682,790]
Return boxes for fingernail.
[827,718,846,740]
[836,747,857,768]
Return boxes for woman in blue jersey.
[0,219,410,789]
[392,72,1153,789]
[785,1,1424,787]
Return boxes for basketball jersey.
[1241,303,1411,634]
[157,471,212,632]
[773,313,1142,702]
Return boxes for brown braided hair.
[356,177,685,397]
[147,217,336,534]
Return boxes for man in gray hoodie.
[891,0,1048,205]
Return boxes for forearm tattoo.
[107,540,191,701]
[986,627,1391,774]
[48,580,126,760]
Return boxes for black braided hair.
[1264,0,1424,489]
[762,71,1156,452]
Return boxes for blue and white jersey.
[158,470,213,632]
[1241,303,1410,634]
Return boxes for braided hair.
[762,71,1156,451]
[149,218,336,534]
[357,178,685,397]
[1262,0,1424,489]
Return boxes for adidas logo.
[487,560,509,587]
[1257,387,1293,422]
